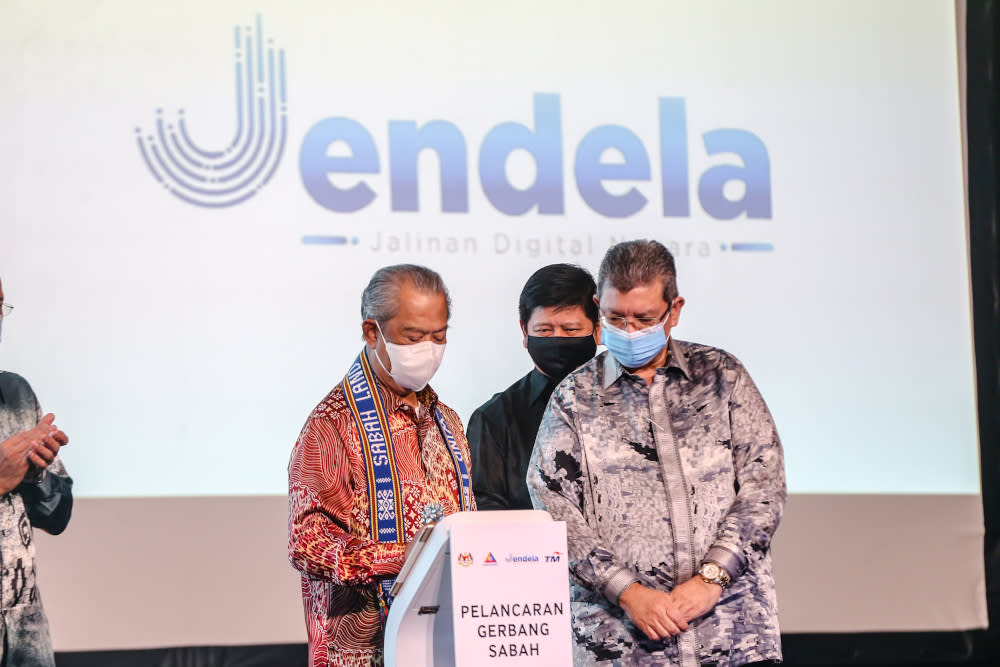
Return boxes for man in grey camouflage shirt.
[528,240,785,667]
[0,278,73,667]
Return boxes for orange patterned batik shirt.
[288,363,475,667]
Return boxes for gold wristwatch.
[697,561,731,589]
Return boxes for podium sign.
[449,520,572,665]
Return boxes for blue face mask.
[601,317,669,368]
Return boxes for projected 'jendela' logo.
[135,16,287,207]
[135,17,774,227]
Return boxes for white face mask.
[373,322,446,392]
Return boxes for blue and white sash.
[342,350,472,622]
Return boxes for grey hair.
[597,239,679,303]
[361,264,452,323]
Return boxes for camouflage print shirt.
[527,340,785,667]
[0,372,73,667]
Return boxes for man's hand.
[0,414,68,494]
[0,430,36,495]
[670,576,724,623]
[27,413,68,470]
[618,582,689,640]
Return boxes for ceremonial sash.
[434,409,473,512]
[343,351,405,543]
[342,350,472,622]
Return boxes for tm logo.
[135,16,287,207]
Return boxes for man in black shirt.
[467,264,599,510]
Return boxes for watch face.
[701,563,721,579]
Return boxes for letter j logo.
[135,16,288,207]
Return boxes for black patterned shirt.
[528,340,785,667]
[0,372,73,667]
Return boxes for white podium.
[384,510,573,667]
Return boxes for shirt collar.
[379,379,440,418]
[528,368,557,406]
[600,337,691,389]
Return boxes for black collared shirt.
[467,368,557,510]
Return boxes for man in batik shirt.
[0,278,73,667]
[528,240,785,667]
[288,264,475,667]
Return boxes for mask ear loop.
[371,321,396,379]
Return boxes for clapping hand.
[0,414,68,494]
[27,413,68,470]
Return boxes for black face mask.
[526,335,598,381]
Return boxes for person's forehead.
[527,304,589,325]
[599,282,667,309]
[389,288,448,324]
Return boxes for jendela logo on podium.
[450,520,572,664]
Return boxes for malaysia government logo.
[135,16,288,207]
[457,552,474,567]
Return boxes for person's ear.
[593,320,602,346]
[668,297,686,327]
[520,321,529,349]
[361,319,379,348]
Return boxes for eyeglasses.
[600,304,671,332]
[0,304,11,318]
